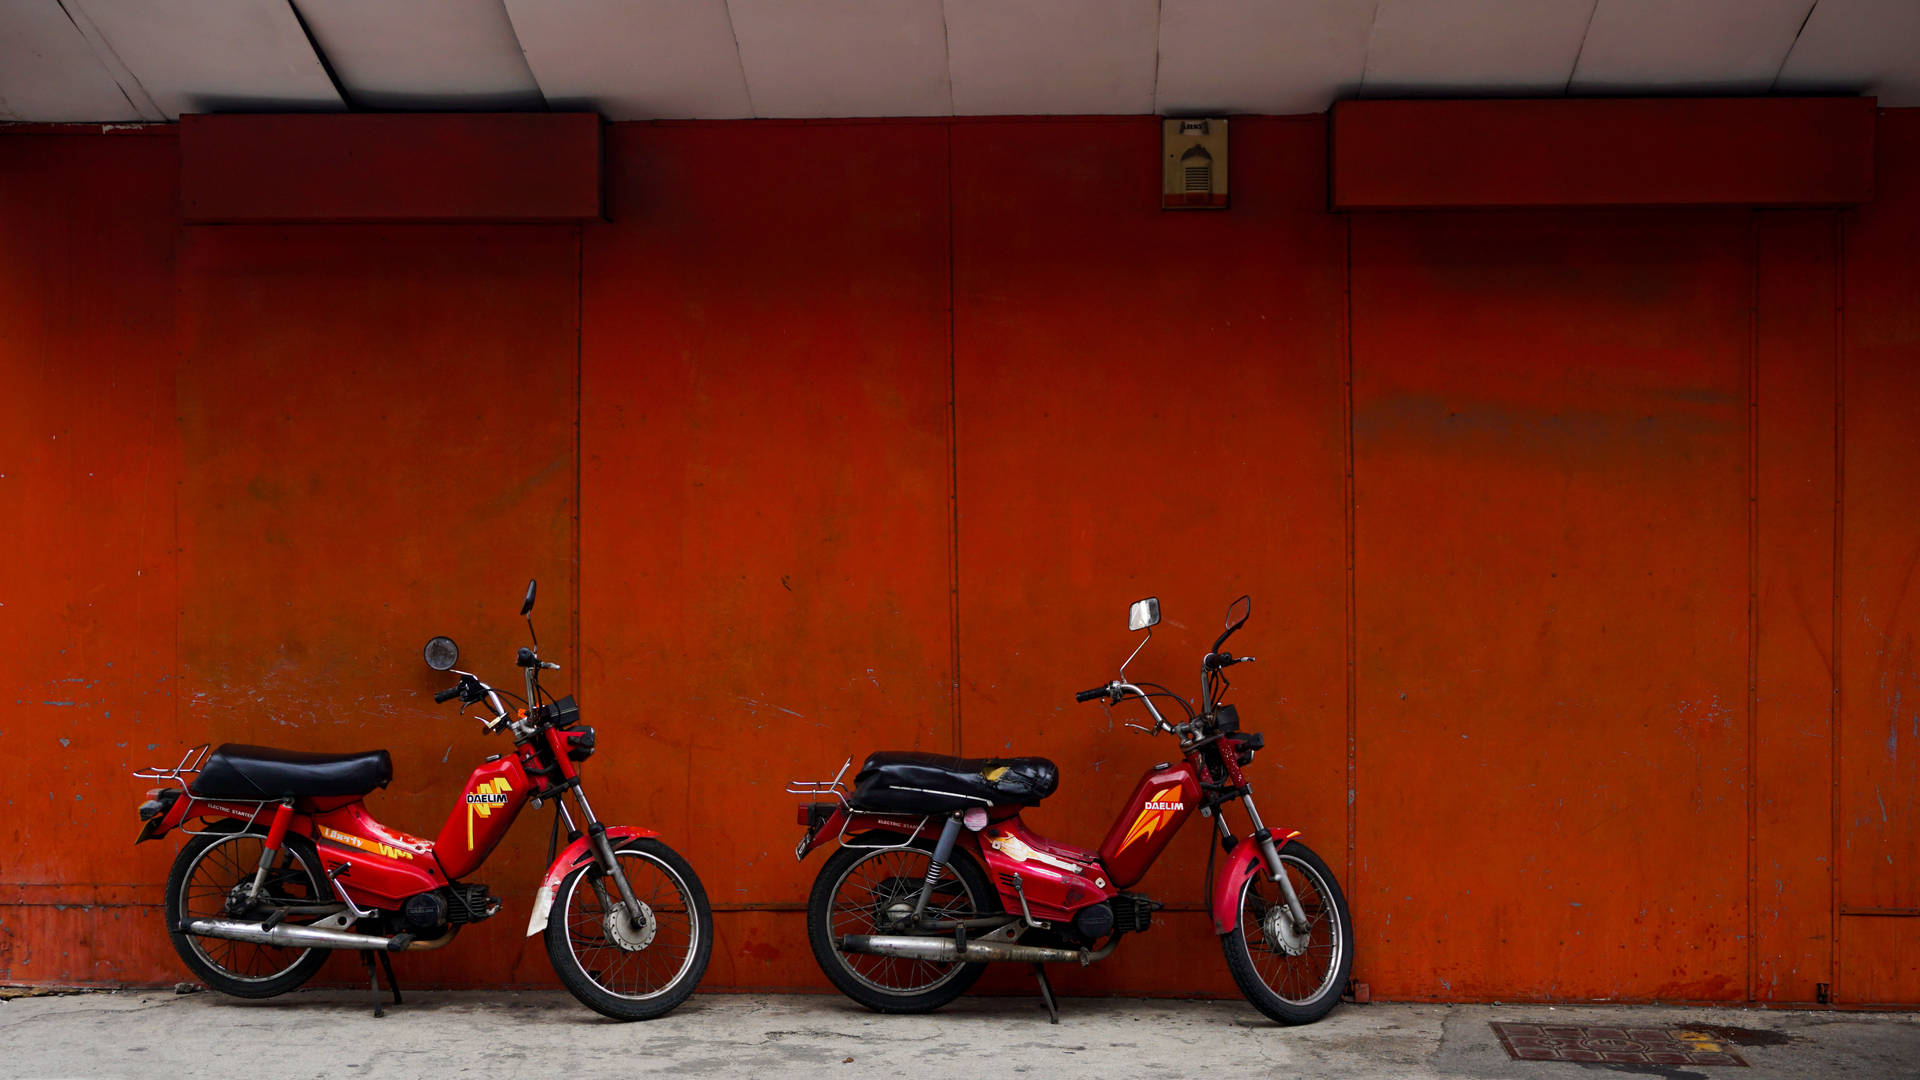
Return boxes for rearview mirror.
[520,578,537,617]
[1129,597,1161,632]
[423,636,459,671]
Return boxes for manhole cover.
[1490,1022,1749,1066]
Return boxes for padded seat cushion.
[849,750,1058,814]
[190,743,392,800]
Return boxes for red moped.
[791,595,1352,1023]
[133,580,713,1019]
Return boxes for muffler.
[185,918,454,952]
[840,934,1092,966]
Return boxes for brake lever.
[1124,722,1157,735]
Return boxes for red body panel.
[434,754,533,880]
[309,802,446,909]
[1097,761,1202,889]
[975,817,1114,922]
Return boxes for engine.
[401,883,501,932]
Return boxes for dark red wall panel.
[180,113,602,223]
[951,117,1350,996]
[580,123,957,988]
[1352,212,1752,1000]
[1838,110,1920,1003]
[1332,98,1876,209]
[169,224,580,986]
[0,133,180,984]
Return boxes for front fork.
[572,786,647,931]
[1222,791,1310,932]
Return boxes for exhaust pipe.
[185,918,455,952]
[841,934,1094,966]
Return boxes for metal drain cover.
[1491,1022,1749,1066]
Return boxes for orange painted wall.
[2,110,1917,1003]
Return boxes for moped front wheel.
[806,836,999,1014]
[1220,840,1353,1025]
[544,837,713,1020]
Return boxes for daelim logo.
[1117,787,1186,853]
[466,777,513,848]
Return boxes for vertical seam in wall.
[172,230,184,753]
[572,226,584,676]
[1830,210,1846,1005]
[946,123,962,756]
[1746,212,1761,1004]
[1344,216,1358,898]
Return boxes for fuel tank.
[1097,760,1201,889]
[435,753,532,880]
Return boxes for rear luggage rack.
[785,755,856,808]
[133,743,210,783]
[787,755,933,850]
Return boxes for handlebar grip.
[433,684,462,704]
[1075,686,1108,703]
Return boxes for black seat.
[190,744,392,800]
[849,751,1058,814]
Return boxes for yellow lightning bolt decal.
[467,777,513,849]
[1117,787,1184,853]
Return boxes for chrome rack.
[133,743,210,783]
[786,755,934,851]
[786,755,855,808]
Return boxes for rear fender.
[525,825,658,936]
[1210,829,1302,934]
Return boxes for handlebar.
[1074,686,1109,703]
[433,683,462,704]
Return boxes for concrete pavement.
[0,990,1914,1079]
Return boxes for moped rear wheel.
[1220,840,1353,1025]
[164,830,330,998]
[806,836,998,1014]
[544,838,713,1020]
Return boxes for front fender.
[1210,829,1301,934]
[525,825,658,936]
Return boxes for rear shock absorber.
[910,814,965,925]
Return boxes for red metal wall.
[2,111,1916,1003]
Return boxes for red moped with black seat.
[133,579,712,1020]
[791,595,1352,1024]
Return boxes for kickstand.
[1031,964,1060,1025]
[378,950,403,1007]
[361,953,385,1019]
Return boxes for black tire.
[806,835,999,1014]
[1220,840,1354,1025]
[164,830,331,999]
[544,838,713,1020]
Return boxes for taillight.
[797,802,836,830]
[138,788,181,820]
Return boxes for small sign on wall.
[1163,118,1228,210]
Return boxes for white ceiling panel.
[1776,0,1920,106]
[69,0,342,117]
[945,0,1157,116]
[1157,0,1373,115]
[290,0,543,110]
[730,0,949,117]
[0,1,141,122]
[1361,0,1595,97]
[504,0,749,120]
[1570,0,1814,95]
